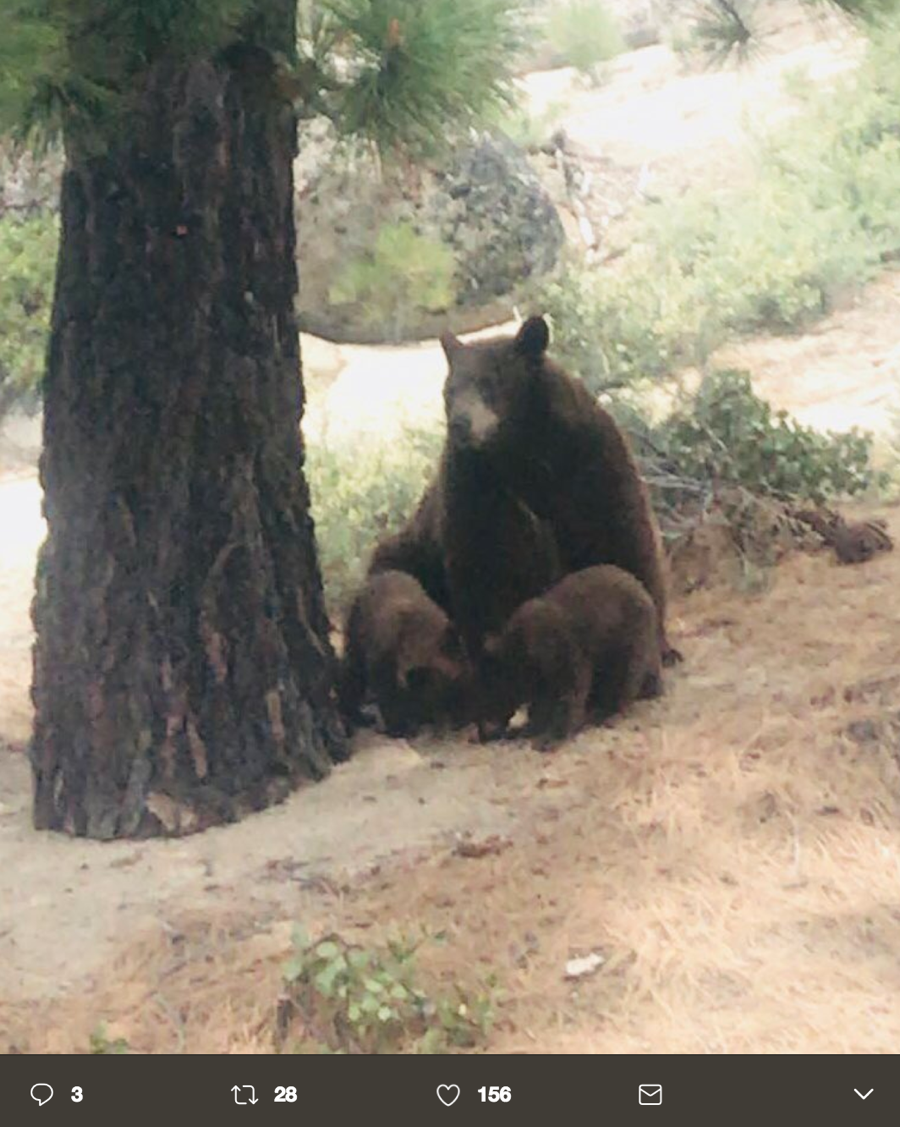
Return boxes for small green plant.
[656,370,881,503]
[0,212,57,416]
[329,222,456,342]
[544,0,624,78]
[306,420,443,617]
[278,927,495,1054]
[88,1023,130,1054]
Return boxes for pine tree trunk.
[31,7,346,839]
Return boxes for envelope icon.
[638,1084,663,1105]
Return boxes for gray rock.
[294,122,564,344]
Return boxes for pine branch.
[691,0,760,67]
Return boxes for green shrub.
[306,420,443,618]
[0,212,57,415]
[305,372,879,629]
[541,252,720,390]
[655,370,880,503]
[544,0,624,78]
[329,222,456,343]
[278,928,495,1054]
[537,18,900,392]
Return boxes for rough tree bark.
[31,4,346,839]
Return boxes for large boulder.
[294,122,565,344]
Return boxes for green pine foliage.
[298,0,528,155]
[0,0,255,142]
[689,1,756,67]
[0,0,528,416]
[1,0,527,153]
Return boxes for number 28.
[478,1086,511,1102]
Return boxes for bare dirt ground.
[713,272,900,435]
[2,497,899,1053]
[523,6,860,203]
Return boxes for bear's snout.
[447,389,498,448]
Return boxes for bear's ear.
[440,330,463,360]
[514,316,550,358]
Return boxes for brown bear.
[367,414,561,663]
[438,441,561,659]
[338,570,466,738]
[367,482,450,613]
[440,316,680,666]
[474,565,663,751]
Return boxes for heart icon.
[437,1084,460,1107]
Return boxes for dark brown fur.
[367,424,561,661]
[439,443,561,659]
[339,571,466,737]
[367,483,450,612]
[441,317,680,666]
[475,565,663,751]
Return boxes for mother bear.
[369,315,679,666]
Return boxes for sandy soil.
[2,499,899,1053]
[521,9,860,200]
[713,273,900,435]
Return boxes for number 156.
[478,1086,511,1102]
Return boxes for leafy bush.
[0,212,57,415]
[305,370,880,628]
[655,370,880,503]
[541,252,718,390]
[329,222,457,343]
[538,19,900,392]
[306,420,443,618]
[278,928,495,1054]
[544,0,624,78]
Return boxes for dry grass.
[4,508,900,1055]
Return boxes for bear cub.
[476,565,662,751]
[339,570,466,738]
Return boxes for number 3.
[71,1087,83,1103]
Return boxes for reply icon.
[31,1084,54,1107]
